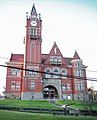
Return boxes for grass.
[0,110,97,120]
[56,100,97,110]
[0,99,97,119]
[0,99,58,109]
[0,99,97,110]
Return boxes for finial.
[39,13,41,20]
[31,3,37,15]
[32,0,35,4]
[75,49,77,52]
[23,37,25,44]
[26,12,28,19]
[54,41,56,45]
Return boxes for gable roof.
[73,51,81,60]
[9,51,81,66]
[10,53,24,62]
[43,42,67,65]
[41,54,48,63]
[65,57,72,65]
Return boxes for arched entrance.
[43,85,58,99]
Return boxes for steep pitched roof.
[65,57,72,65]
[31,4,37,15]
[44,42,67,65]
[41,54,73,65]
[48,42,63,56]
[41,54,48,63]
[73,51,81,60]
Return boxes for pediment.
[44,42,67,66]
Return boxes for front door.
[43,85,58,99]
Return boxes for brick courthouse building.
[6,4,88,100]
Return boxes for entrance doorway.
[43,85,58,99]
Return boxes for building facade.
[6,4,88,100]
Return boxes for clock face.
[31,20,37,26]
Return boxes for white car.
[61,104,70,108]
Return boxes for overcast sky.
[0,0,97,95]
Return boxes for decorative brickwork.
[5,4,88,100]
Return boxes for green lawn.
[0,110,97,120]
[0,99,57,109]
[56,100,97,110]
[0,99,97,110]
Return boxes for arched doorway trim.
[43,85,59,99]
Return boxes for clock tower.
[25,4,42,66]
[21,4,43,100]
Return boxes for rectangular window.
[11,69,20,77]
[30,28,37,36]
[49,56,62,65]
[76,82,84,90]
[28,70,33,76]
[74,69,84,77]
[62,83,71,91]
[76,83,79,90]
[62,84,66,91]
[30,82,35,89]
[16,86,20,90]
[28,68,38,77]
[11,82,20,91]
[11,86,15,91]
[67,83,70,90]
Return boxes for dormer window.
[49,56,62,65]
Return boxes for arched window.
[52,67,60,78]
[44,68,51,78]
[30,27,37,36]
[61,68,68,77]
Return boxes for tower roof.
[31,4,37,15]
[73,51,81,60]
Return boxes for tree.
[88,87,94,101]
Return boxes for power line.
[0,64,97,82]
[46,24,97,38]
[87,70,97,73]
[0,56,97,73]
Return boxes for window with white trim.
[67,83,70,90]
[62,83,71,91]
[11,82,20,91]
[76,82,84,90]
[62,84,66,91]
[49,56,62,64]
[74,69,83,77]
[30,82,35,89]
[74,62,82,67]
[52,68,60,78]
[61,68,68,77]
[28,68,38,77]
[11,69,21,77]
